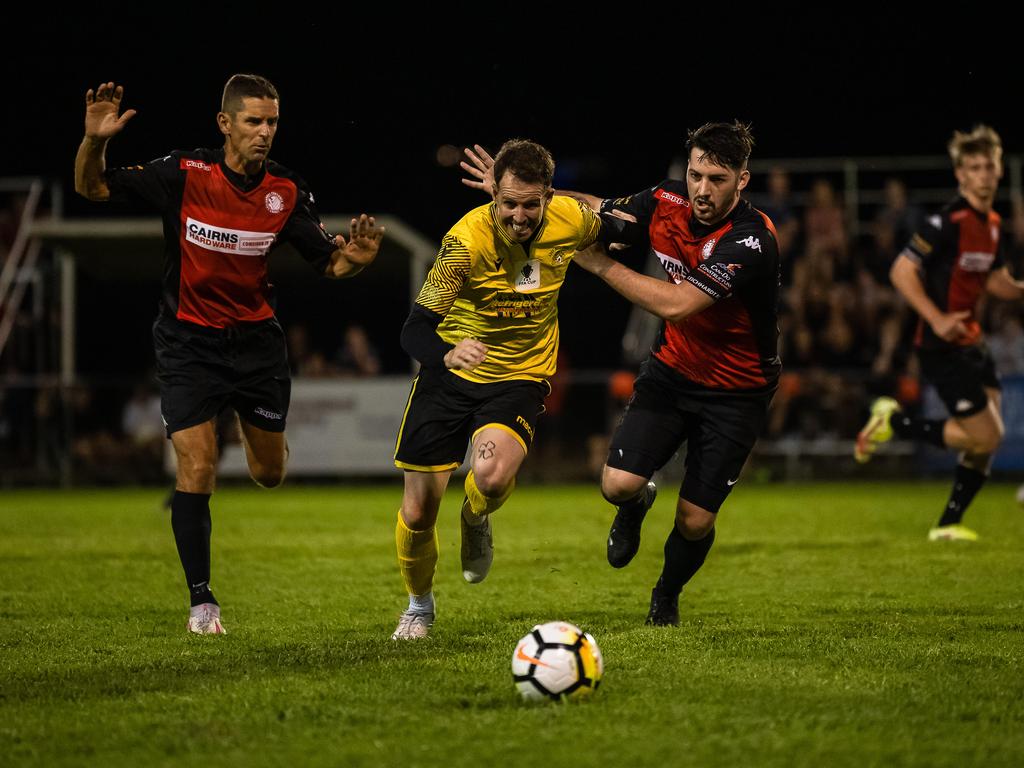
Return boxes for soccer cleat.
[461,503,494,584]
[928,524,979,542]
[187,602,226,635]
[644,586,679,627]
[854,396,901,463]
[607,481,657,568]
[391,608,434,640]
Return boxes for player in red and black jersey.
[75,76,383,634]
[572,121,780,625]
[856,125,1024,542]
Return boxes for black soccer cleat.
[606,481,657,568]
[644,586,679,627]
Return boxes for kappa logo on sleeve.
[735,235,761,252]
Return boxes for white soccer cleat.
[187,602,226,635]
[461,509,493,584]
[391,608,434,640]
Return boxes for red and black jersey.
[106,148,336,328]
[902,195,1004,350]
[603,180,781,391]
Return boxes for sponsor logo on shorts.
[254,406,283,420]
[185,217,276,256]
[726,477,739,486]
[958,251,995,272]
[265,191,285,214]
[516,415,534,439]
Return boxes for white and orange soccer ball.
[511,621,603,701]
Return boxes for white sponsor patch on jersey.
[701,238,717,259]
[928,214,942,229]
[955,399,976,413]
[958,251,995,272]
[185,217,276,256]
[654,248,686,284]
[514,259,542,292]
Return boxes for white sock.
[409,592,434,614]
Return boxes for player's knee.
[472,466,512,498]
[968,428,1002,456]
[401,501,439,531]
[250,462,286,488]
[675,503,715,540]
[600,468,647,503]
[177,457,217,490]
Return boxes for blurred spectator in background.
[803,178,849,269]
[759,166,800,258]
[335,324,381,377]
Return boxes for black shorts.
[394,366,548,472]
[153,314,290,437]
[606,357,774,513]
[918,344,999,418]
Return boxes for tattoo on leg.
[478,441,496,460]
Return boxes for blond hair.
[948,124,1002,167]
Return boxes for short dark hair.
[221,74,279,115]
[685,121,755,171]
[491,139,555,189]
[948,124,1002,167]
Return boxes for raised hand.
[84,82,136,140]
[459,144,495,196]
[329,215,385,277]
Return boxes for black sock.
[657,525,716,597]
[170,491,217,607]
[938,465,987,527]
[891,414,947,448]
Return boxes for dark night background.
[5,12,1018,379]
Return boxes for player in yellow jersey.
[390,139,603,639]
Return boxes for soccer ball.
[511,621,603,701]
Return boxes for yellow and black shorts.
[394,366,548,472]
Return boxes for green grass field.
[1,482,1022,767]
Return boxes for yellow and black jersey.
[415,196,601,384]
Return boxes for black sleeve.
[598,181,670,247]
[400,303,454,369]
[902,213,947,269]
[276,177,338,275]
[105,152,182,209]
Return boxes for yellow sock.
[395,510,438,596]
[463,470,514,521]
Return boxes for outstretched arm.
[327,214,385,279]
[74,82,137,201]
[574,243,714,323]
